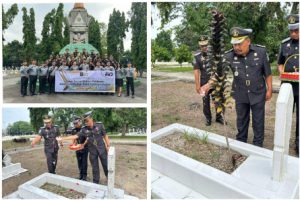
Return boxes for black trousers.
[39,76,47,93]
[20,76,28,96]
[29,75,37,95]
[126,77,134,96]
[45,150,58,174]
[48,76,55,94]
[89,150,108,184]
[235,101,265,147]
[294,95,299,149]
[203,89,222,121]
[76,150,88,180]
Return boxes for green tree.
[3,40,23,67]
[7,121,34,136]
[174,44,192,66]
[107,9,128,61]
[40,9,56,60]
[51,3,64,53]
[155,30,173,58]
[28,108,50,132]
[2,4,19,41]
[111,108,146,136]
[89,17,102,55]
[21,7,37,61]
[99,22,108,57]
[63,17,70,46]
[151,41,172,62]
[130,2,147,77]
[155,2,296,63]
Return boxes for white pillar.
[107,146,115,199]
[272,83,294,181]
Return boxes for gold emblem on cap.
[289,16,296,24]
[232,29,239,37]
[200,36,205,41]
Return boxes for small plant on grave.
[211,150,221,162]
[205,10,234,165]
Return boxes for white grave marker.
[272,83,294,181]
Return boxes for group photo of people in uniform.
[20,49,137,98]
[2,2,147,103]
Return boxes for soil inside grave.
[154,132,247,174]
[40,183,86,199]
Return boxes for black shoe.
[216,118,226,125]
[296,146,299,156]
[206,120,211,126]
[132,95,134,98]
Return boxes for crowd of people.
[19,48,137,98]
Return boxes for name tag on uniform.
[254,58,259,60]
[233,62,240,64]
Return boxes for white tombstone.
[107,146,116,199]
[272,83,294,182]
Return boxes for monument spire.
[74,3,84,9]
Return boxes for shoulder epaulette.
[281,37,290,43]
[225,48,233,54]
[96,122,103,124]
[254,44,266,48]
[194,52,201,56]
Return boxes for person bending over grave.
[31,115,63,174]
[201,27,272,147]
[71,116,89,181]
[56,111,110,184]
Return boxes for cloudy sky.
[2,108,30,128]
[3,2,133,50]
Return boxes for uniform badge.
[288,16,296,24]
[287,43,290,48]
[234,71,239,76]
[232,29,239,37]
[234,56,237,60]
[254,53,257,57]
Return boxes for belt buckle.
[246,80,250,86]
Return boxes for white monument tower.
[68,3,91,44]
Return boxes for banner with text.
[55,70,115,93]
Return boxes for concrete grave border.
[151,123,299,199]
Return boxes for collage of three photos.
[1,0,299,199]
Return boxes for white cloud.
[3,2,133,50]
